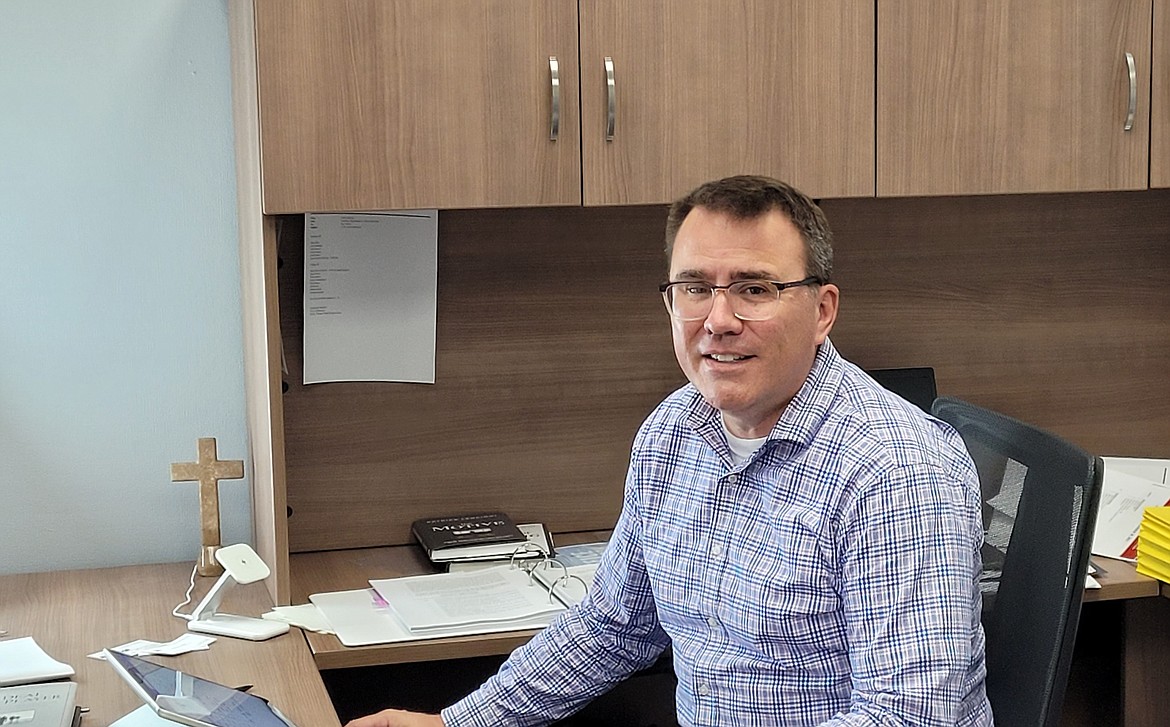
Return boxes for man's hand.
[344,709,445,727]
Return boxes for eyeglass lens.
[666,281,784,321]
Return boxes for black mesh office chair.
[931,397,1102,727]
[867,366,938,413]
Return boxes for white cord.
[171,562,200,621]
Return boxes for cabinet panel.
[580,0,875,205]
[1153,0,1170,187]
[254,0,580,213]
[878,0,1152,196]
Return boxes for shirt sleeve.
[441,463,672,727]
[818,458,987,727]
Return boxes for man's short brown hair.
[665,175,833,282]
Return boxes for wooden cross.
[171,437,245,576]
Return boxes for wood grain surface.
[0,562,339,726]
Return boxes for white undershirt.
[721,415,768,466]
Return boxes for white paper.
[303,211,438,384]
[0,636,75,686]
[262,604,335,634]
[112,704,176,727]
[371,567,565,633]
[87,634,215,660]
[1091,466,1170,560]
[1102,456,1170,486]
[309,588,558,647]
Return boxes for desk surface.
[1084,556,1164,602]
[289,535,1165,670]
[0,562,340,727]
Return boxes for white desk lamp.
[186,543,289,641]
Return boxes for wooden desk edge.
[1084,557,1161,602]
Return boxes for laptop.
[103,650,297,727]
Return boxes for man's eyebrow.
[670,270,778,281]
[730,270,776,281]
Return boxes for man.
[349,175,992,726]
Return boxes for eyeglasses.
[658,277,822,321]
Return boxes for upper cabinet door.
[579,0,875,206]
[1152,0,1170,187]
[878,0,1152,196]
[254,0,580,213]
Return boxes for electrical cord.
[171,562,200,621]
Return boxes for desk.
[291,543,1170,727]
[1070,558,1170,727]
[0,562,340,727]
[6,550,1162,726]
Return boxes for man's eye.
[738,284,770,297]
[682,284,711,296]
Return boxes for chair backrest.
[867,366,937,413]
[930,397,1102,727]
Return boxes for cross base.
[199,544,225,577]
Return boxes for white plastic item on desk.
[0,636,75,686]
[186,543,289,641]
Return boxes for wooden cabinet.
[252,0,874,213]
[578,0,874,204]
[254,0,582,213]
[878,0,1153,196]
[1153,0,1170,187]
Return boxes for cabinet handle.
[549,56,560,141]
[605,57,616,141]
[1124,51,1136,132]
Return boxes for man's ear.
[814,283,839,343]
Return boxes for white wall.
[0,0,250,574]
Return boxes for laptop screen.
[106,650,295,727]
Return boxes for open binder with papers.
[309,543,604,647]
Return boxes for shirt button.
[697,683,710,696]
[707,616,718,629]
[726,474,739,485]
[710,543,723,557]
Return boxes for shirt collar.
[770,338,844,447]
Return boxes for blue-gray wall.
[0,0,251,574]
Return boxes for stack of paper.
[370,566,567,634]
[1091,457,1170,561]
[1136,507,1170,583]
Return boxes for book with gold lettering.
[411,511,528,562]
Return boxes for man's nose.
[704,289,742,334]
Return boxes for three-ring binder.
[511,545,591,605]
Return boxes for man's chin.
[696,386,750,416]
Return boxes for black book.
[411,512,527,561]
